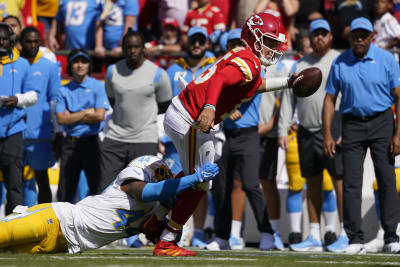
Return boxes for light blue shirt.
[103,0,139,49]
[55,76,109,137]
[56,0,103,49]
[0,52,38,138]
[326,44,400,117]
[223,94,261,129]
[24,57,60,140]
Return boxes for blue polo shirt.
[103,0,139,49]
[55,76,109,137]
[0,50,38,138]
[326,43,400,117]
[24,56,61,140]
[56,0,103,49]
[223,94,261,129]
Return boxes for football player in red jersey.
[151,12,297,256]
[182,0,226,35]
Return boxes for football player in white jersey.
[0,155,219,255]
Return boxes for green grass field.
[1,247,400,267]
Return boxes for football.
[290,67,322,98]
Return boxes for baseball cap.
[350,17,373,32]
[69,51,90,63]
[309,19,331,33]
[187,26,208,38]
[227,28,241,41]
[162,17,179,29]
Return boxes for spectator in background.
[98,30,172,192]
[48,0,102,51]
[373,0,400,50]
[55,49,109,202]
[335,0,374,48]
[0,23,38,214]
[254,0,299,51]
[94,0,139,60]
[145,17,182,69]
[182,0,226,37]
[4,15,58,64]
[20,27,60,204]
[323,17,400,254]
[0,0,24,22]
[293,0,323,35]
[165,26,216,248]
[158,0,189,28]
[36,0,59,47]
[279,19,344,252]
[209,29,228,58]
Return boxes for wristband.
[204,104,216,111]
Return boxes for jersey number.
[66,1,87,26]
[113,209,145,237]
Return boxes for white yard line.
[47,255,256,261]
[297,260,400,265]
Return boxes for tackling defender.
[0,156,219,254]
[156,12,305,255]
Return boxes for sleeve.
[154,68,173,103]
[325,59,340,95]
[204,65,244,106]
[384,16,400,39]
[22,64,39,94]
[47,62,61,101]
[228,55,258,84]
[212,8,226,31]
[55,87,66,113]
[277,89,296,137]
[95,81,110,110]
[105,64,115,99]
[124,0,139,16]
[56,0,65,22]
[389,54,400,89]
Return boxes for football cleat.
[383,242,400,254]
[289,235,323,252]
[259,232,275,251]
[365,228,384,253]
[288,232,302,244]
[324,231,337,247]
[206,237,231,251]
[344,243,366,255]
[229,235,245,250]
[326,234,349,253]
[273,233,285,251]
[153,241,196,256]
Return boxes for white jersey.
[373,12,400,49]
[52,165,158,254]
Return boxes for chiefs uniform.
[182,3,226,34]
[165,46,261,176]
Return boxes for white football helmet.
[128,155,174,183]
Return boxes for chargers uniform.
[0,158,166,254]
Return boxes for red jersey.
[179,47,262,125]
[182,4,226,34]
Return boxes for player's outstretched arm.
[120,163,219,202]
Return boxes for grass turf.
[1,247,400,267]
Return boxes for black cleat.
[288,232,302,244]
[324,231,337,247]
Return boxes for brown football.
[291,67,322,98]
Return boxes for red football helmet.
[241,13,286,66]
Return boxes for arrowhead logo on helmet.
[241,12,286,66]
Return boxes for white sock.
[204,214,214,230]
[160,228,178,242]
[339,222,347,237]
[323,211,336,233]
[231,220,242,238]
[310,223,321,240]
[270,219,280,234]
[288,212,302,233]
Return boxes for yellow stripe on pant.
[0,203,68,253]
[286,131,334,191]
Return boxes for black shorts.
[259,136,279,180]
[297,126,343,178]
